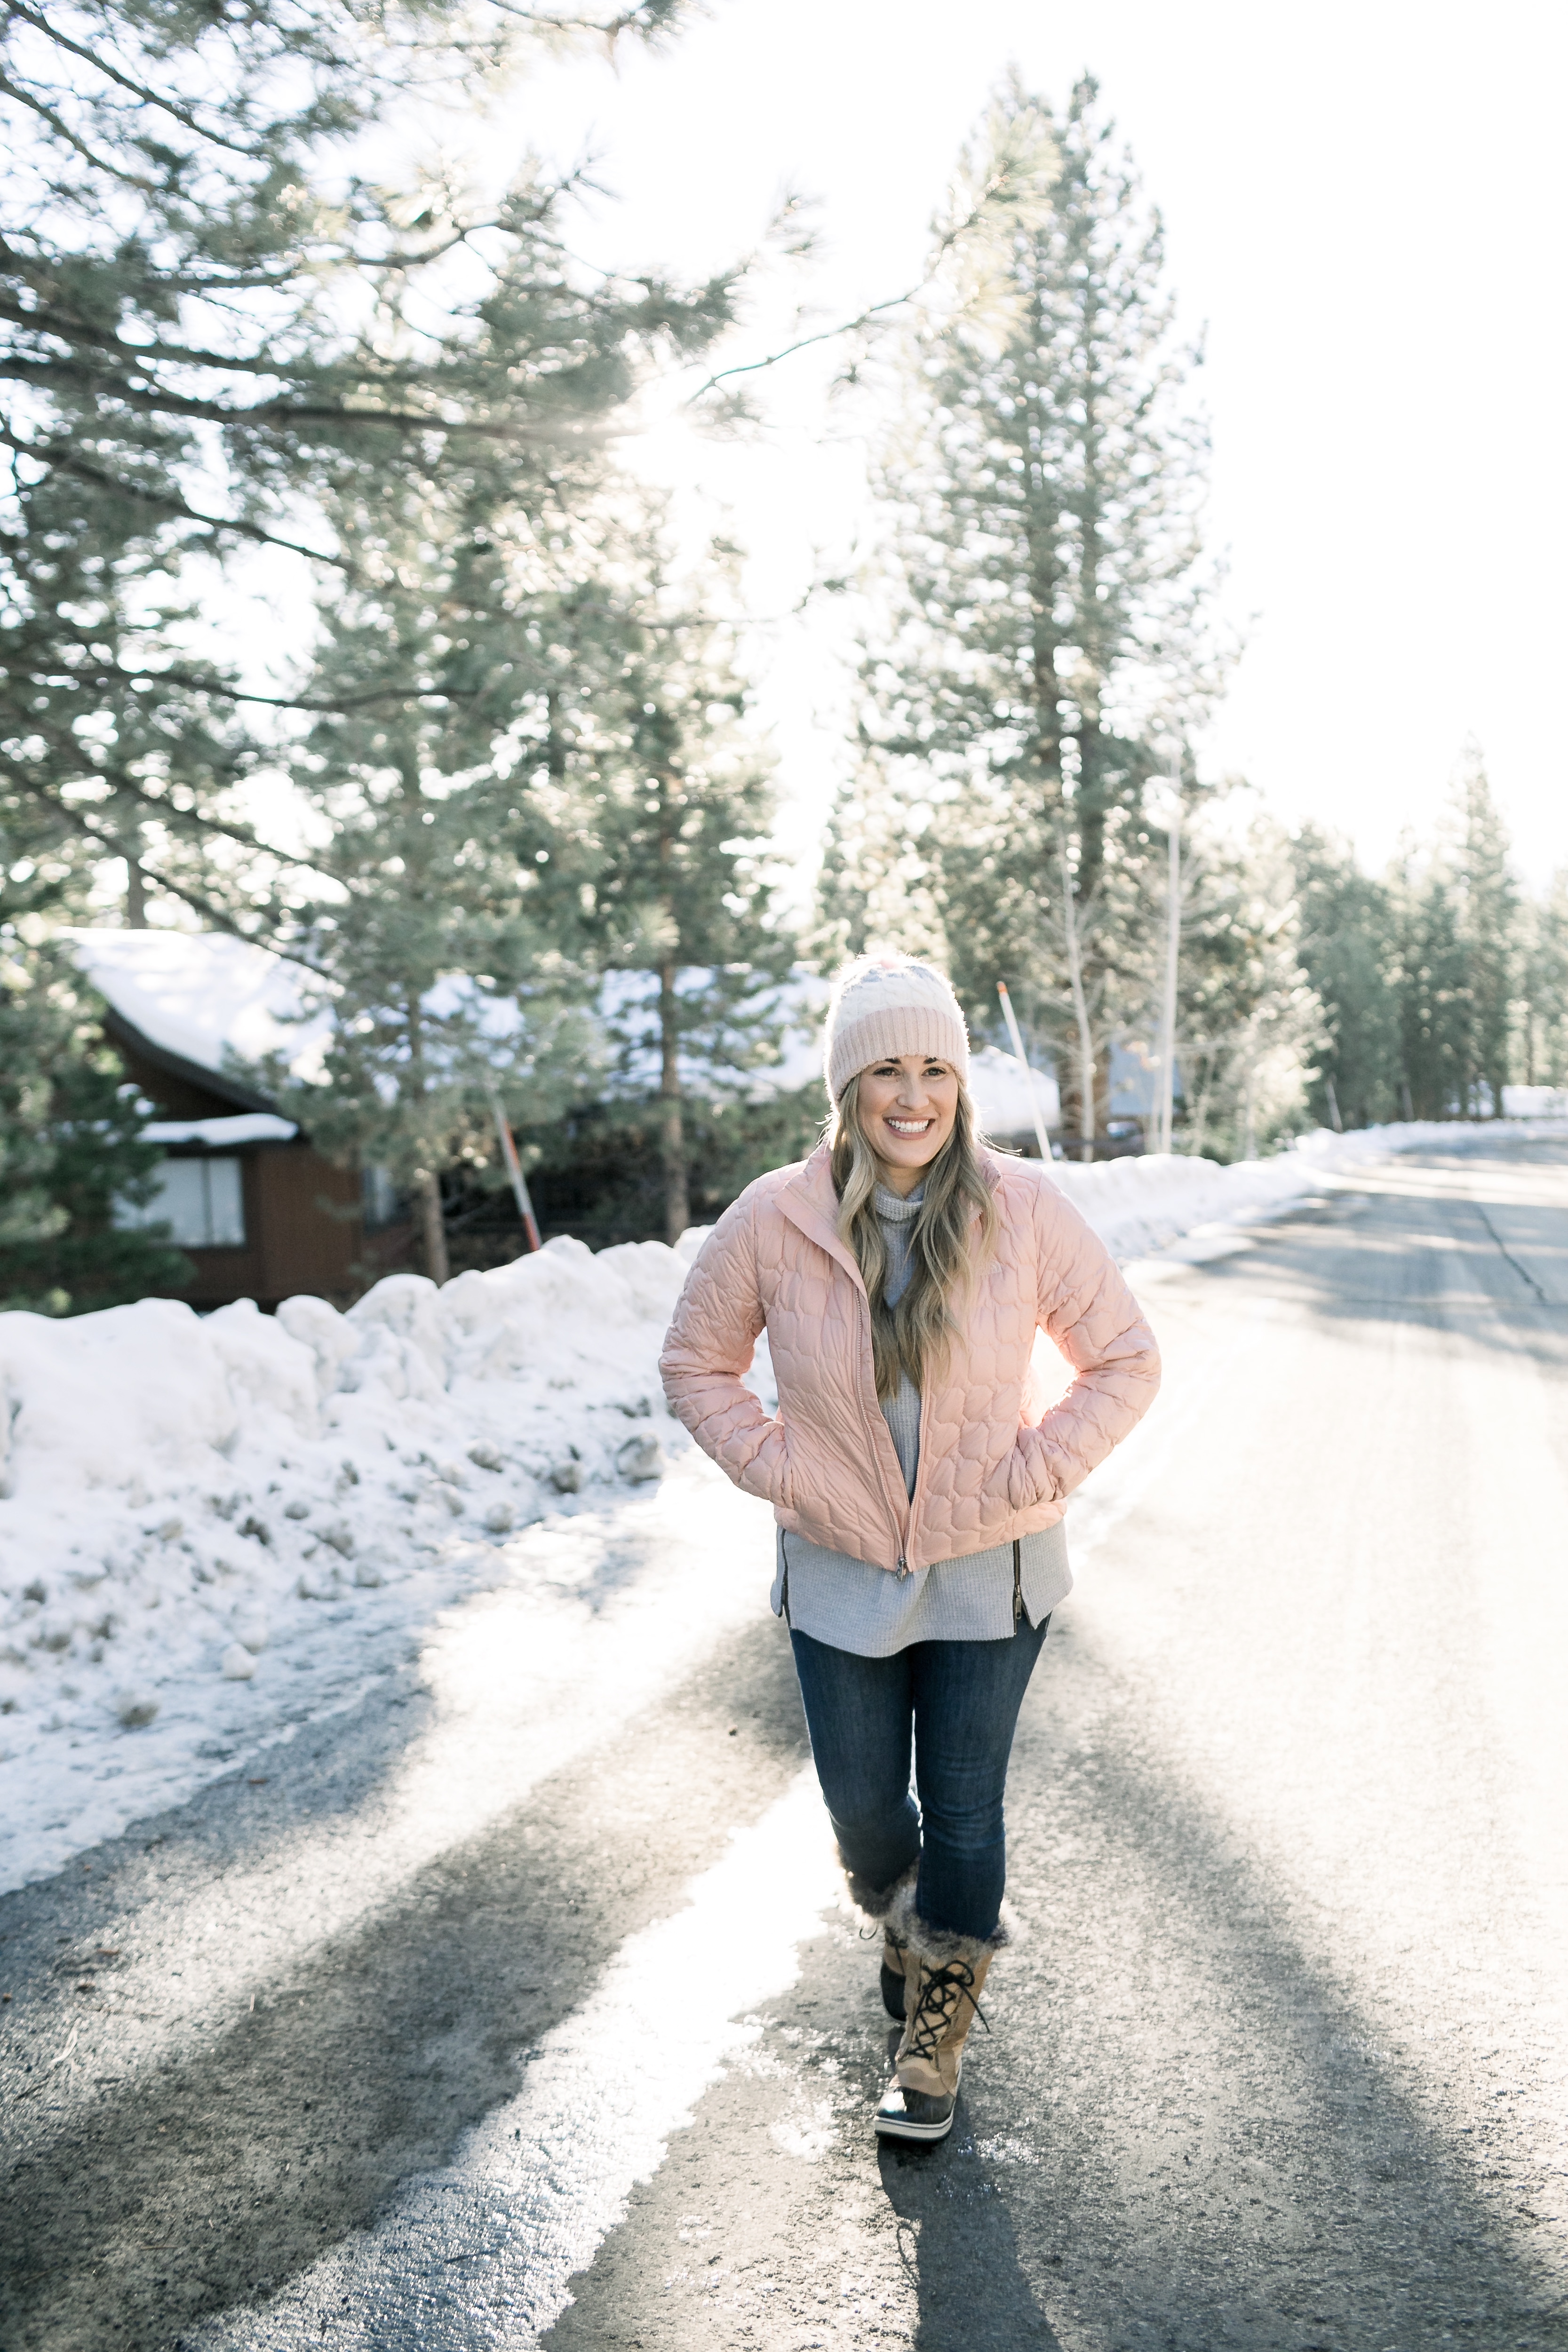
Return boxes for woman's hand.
[992,1430,1060,1514]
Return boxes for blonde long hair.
[831,1074,999,1401]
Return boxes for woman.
[661,955,1160,2144]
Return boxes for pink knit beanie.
[823,954,971,1105]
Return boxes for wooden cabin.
[66,928,412,1312]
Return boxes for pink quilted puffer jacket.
[660,1143,1160,1575]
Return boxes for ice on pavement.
[2,1114,1560,1892]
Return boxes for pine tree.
[829,75,1216,1150]
[1289,828,1403,1129]
[1521,870,1568,1088]
[1391,846,1468,1120]
[1388,761,1521,1121]
[1448,755,1518,1116]
[250,474,610,1283]
[539,510,792,1244]
[1170,820,1322,1160]
[0,933,191,1315]
[0,0,728,934]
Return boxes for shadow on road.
[962,1617,1568,2349]
[0,1619,808,2352]
[877,2118,1067,2349]
[1242,1147,1568,1349]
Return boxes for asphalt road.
[3,1137,1566,2352]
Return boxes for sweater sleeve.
[659,1191,794,1510]
[1014,1177,1161,1504]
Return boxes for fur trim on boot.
[836,1854,922,2019]
[837,1853,918,1929]
[883,1877,1015,1970]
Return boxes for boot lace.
[907,1959,990,2063]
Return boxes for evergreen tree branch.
[0,70,158,191]
[0,422,347,566]
[0,356,617,446]
[684,169,1030,405]
[28,656,475,714]
[7,3,268,158]
[0,721,339,888]
[484,1,695,39]
[29,789,302,949]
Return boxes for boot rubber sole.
[874,2102,956,2144]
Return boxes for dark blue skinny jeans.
[789,1615,1050,1942]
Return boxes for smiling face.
[853,1053,961,1195]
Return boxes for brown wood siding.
[108,1033,390,1310]
[254,1147,362,1304]
[115,1039,241,1123]
[165,1147,359,1311]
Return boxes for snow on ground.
[3,1116,1562,1894]
[0,1238,716,1889]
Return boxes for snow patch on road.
[187,1769,838,2352]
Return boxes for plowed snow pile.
[0,1239,711,1886]
[2,1118,1559,1890]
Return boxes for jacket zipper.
[864,1375,908,1573]
[854,1296,910,1573]
[899,1373,933,1577]
[1012,1538,1024,1625]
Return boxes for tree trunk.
[1156,763,1181,1153]
[1242,1053,1258,1160]
[1058,834,1096,1162]
[658,959,690,1245]
[415,1168,449,1286]
[125,838,147,927]
[1190,1050,1214,1161]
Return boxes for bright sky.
[482,0,1567,895]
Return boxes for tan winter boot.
[874,1947,993,2145]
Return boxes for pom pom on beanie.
[823,954,971,1105]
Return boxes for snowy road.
[3,1136,1567,2352]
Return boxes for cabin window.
[362,1163,402,1229]
[118,1156,246,1248]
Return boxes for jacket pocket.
[1004,1433,1058,1513]
[738,1424,796,1514]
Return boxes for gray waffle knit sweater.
[771,1182,1070,1656]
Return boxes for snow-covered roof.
[967,1046,1062,1137]
[59,929,1062,1127]
[143,1113,300,1147]
[61,928,331,1085]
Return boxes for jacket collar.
[778,1143,867,1297]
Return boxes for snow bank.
[0,1235,718,1886]
[4,1114,1563,1891]
[1047,1114,1568,1263]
